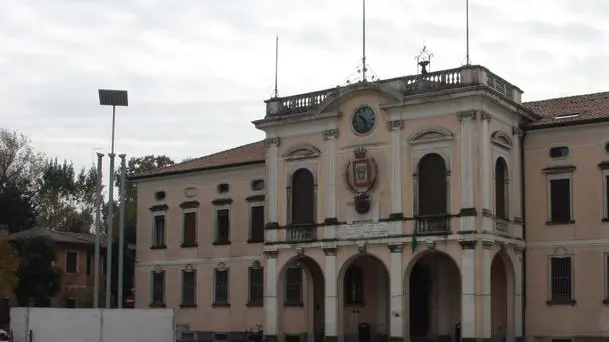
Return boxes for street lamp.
[98,89,128,309]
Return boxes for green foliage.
[36,158,99,232]
[0,237,19,295]
[12,236,62,306]
[109,238,135,307]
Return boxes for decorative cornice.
[482,241,494,250]
[246,195,266,203]
[264,137,280,147]
[386,120,404,131]
[480,112,491,122]
[457,110,477,121]
[179,201,200,209]
[322,129,339,140]
[282,144,321,160]
[491,130,513,150]
[149,204,168,212]
[322,247,337,256]
[542,165,576,174]
[459,240,477,250]
[263,250,279,258]
[211,198,233,206]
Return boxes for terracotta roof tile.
[132,140,267,180]
[524,91,609,128]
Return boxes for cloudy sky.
[1,0,608,171]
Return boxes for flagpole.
[465,0,470,65]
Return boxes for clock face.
[351,106,376,135]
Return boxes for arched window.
[417,153,448,215]
[495,158,509,219]
[344,265,364,305]
[291,168,315,224]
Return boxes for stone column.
[323,130,339,225]
[511,127,523,220]
[265,137,280,242]
[514,247,524,339]
[387,120,405,219]
[264,250,279,342]
[460,241,477,341]
[481,241,493,340]
[323,247,338,342]
[388,244,404,342]
[458,111,476,231]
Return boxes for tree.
[109,238,135,308]
[36,158,99,232]
[0,237,19,296]
[12,236,62,306]
[0,128,43,233]
[110,155,174,244]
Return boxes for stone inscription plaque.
[338,222,389,239]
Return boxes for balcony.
[414,214,451,234]
[265,65,522,117]
[286,224,317,242]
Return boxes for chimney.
[0,224,9,236]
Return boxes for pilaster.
[388,243,404,342]
[265,137,280,242]
[481,241,493,339]
[460,240,477,340]
[323,247,338,341]
[511,126,524,220]
[264,250,279,341]
[323,129,338,224]
[387,120,404,219]
[458,111,476,231]
[480,113,493,233]
[514,246,524,338]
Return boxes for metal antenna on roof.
[361,0,367,82]
[465,0,471,65]
[272,35,279,98]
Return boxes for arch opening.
[339,254,390,342]
[289,168,316,241]
[416,153,449,233]
[490,251,516,341]
[494,157,509,220]
[278,256,325,342]
[406,251,461,340]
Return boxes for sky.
[1,0,608,172]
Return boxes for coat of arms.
[345,147,379,214]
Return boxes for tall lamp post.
[98,89,128,308]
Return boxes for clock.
[351,106,376,135]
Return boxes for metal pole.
[93,153,104,308]
[105,104,116,308]
[117,154,127,308]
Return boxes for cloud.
[0,0,608,174]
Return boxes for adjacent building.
[131,64,609,342]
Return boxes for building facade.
[131,65,609,342]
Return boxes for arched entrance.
[278,256,325,342]
[339,254,390,342]
[491,252,515,341]
[406,251,461,340]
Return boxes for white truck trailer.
[10,307,175,342]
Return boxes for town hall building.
[131,60,609,342]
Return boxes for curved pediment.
[491,130,513,150]
[281,144,321,160]
[408,126,454,145]
[316,82,402,114]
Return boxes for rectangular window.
[65,251,78,274]
[249,206,265,243]
[151,270,166,307]
[603,170,609,220]
[547,174,572,223]
[285,267,302,306]
[549,256,573,302]
[181,270,197,307]
[248,267,264,306]
[215,209,230,244]
[86,252,92,275]
[182,211,197,247]
[214,269,229,305]
[153,214,166,247]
